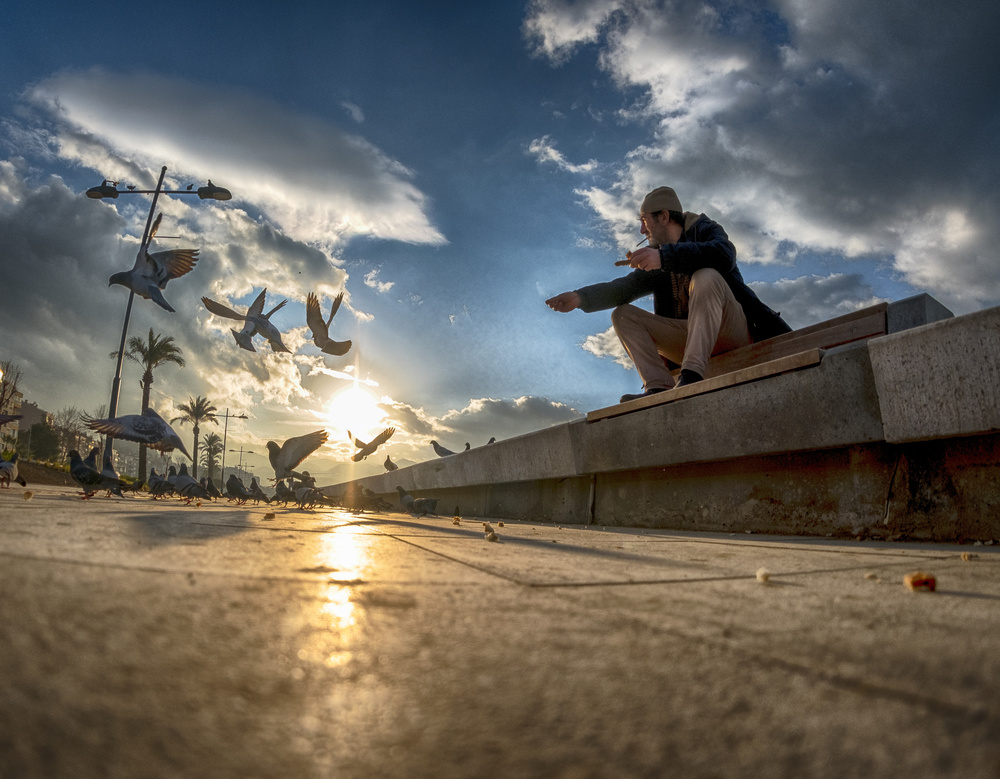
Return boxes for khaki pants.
[610,268,751,390]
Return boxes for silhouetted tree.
[172,396,218,478]
[112,329,185,481]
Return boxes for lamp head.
[197,180,232,200]
[86,180,120,199]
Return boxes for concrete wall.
[325,298,1000,542]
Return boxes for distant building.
[19,401,53,429]
[0,388,23,437]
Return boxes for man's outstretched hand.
[545,291,582,312]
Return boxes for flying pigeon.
[266,430,328,481]
[306,291,352,356]
[430,440,457,457]
[84,408,191,460]
[0,452,26,488]
[347,427,395,462]
[108,213,199,313]
[384,454,398,472]
[202,289,290,353]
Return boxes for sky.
[1,0,999,483]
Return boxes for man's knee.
[689,268,728,302]
[611,304,638,330]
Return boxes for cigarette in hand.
[614,251,634,267]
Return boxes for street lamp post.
[219,409,248,484]
[228,447,255,482]
[87,167,232,467]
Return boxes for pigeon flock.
[1,211,502,521]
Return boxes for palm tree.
[200,431,224,486]
[112,329,185,480]
[172,396,218,478]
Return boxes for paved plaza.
[1,484,998,778]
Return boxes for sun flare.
[323,386,387,438]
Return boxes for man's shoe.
[675,369,704,388]
[619,387,668,403]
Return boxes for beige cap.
[640,186,682,214]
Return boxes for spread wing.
[326,292,344,326]
[147,249,199,283]
[277,430,328,471]
[84,408,166,445]
[306,293,327,339]
[264,298,287,319]
[246,289,268,319]
[368,427,395,449]
[202,297,248,321]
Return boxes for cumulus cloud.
[24,68,446,248]
[527,0,1000,315]
[580,326,632,368]
[523,0,621,63]
[364,268,394,293]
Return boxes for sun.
[323,386,387,438]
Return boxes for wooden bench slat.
[694,306,887,379]
[588,348,824,422]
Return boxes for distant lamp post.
[229,447,254,480]
[219,409,249,483]
[87,166,233,463]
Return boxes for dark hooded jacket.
[575,212,790,342]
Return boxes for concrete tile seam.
[0,550,369,585]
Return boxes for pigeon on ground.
[273,479,295,506]
[384,454,398,472]
[68,449,104,498]
[84,408,192,460]
[100,453,126,498]
[173,463,209,503]
[148,467,174,498]
[295,486,321,509]
[202,289,290,353]
[266,430,328,481]
[201,477,223,500]
[0,452,26,488]
[430,440,457,457]
[486,437,496,444]
[249,477,272,504]
[464,442,471,451]
[225,473,252,504]
[412,497,439,517]
[0,414,23,425]
[347,427,395,462]
[122,478,145,495]
[306,291,352,356]
[395,486,415,511]
[108,213,199,313]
